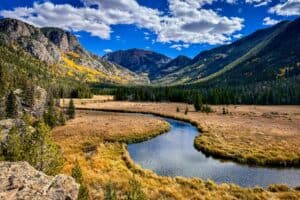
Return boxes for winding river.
[128,117,300,188]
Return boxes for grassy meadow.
[52,98,300,199]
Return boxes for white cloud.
[170,43,190,51]
[0,0,244,45]
[145,36,150,40]
[103,48,113,53]
[233,33,243,39]
[115,35,121,40]
[269,0,300,16]
[263,17,280,25]
[226,0,237,4]
[246,0,272,7]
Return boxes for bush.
[104,182,117,200]
[127,178,145,200]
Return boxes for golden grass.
[72,101,300,167]
[52,109,300,199]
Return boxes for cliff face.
[0,18,147,84]
[0,162,79,200]
[0,18,61,64]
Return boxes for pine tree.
[58,112,66,125]
[184,106,189,115]
[67,99,76,119]
[194,93,203,111]
[43,97,58,128]
[71,160,89,200]
[5,127,23,161]
[30,121,64,175]
[6,91,18,118]
[104,182,117,200]
[23,82,35,107]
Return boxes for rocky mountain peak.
[0,18,37,39]
[41,27,82,53]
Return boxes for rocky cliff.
[0,18,147,84]
[0,162,79,200]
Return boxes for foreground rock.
[0,162,79,200]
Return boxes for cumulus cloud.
[103,48,113,53]
[263,17,280,25]
[170,44,190,51]
[269,0,300,16]
[0,0,244,45]
[246,0,272,7]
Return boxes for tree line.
[92,77,300,105]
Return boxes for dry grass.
[72,101,300,167]
[52,107,300,199]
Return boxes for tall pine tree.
[6,91,18,118]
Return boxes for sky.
[0,0,299,58]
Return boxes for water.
[128,117,300,187]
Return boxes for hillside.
[155,18,300,85]
[0,18,147,85]
[103,48,171,80]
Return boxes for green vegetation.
[127,178,146,200]
[0,121,64,175]
[71,160,90,200]
[104,182,117,200]
[93,78,300,105]
[5,91,18,118]
[67,99,76,119]
[0,45,92,99]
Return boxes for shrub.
[104,182,117,200]
[127,178,145,200]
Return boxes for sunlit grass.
[53,110,300,199]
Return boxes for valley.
[0,14,300,200]
[52,97,300,199]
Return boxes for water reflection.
[128,118,300,187]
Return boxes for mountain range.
[0,18,147,85]
[1,17,300,87]
[105,18,300,86]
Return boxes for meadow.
[53,97,300,199]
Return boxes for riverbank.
[52,109,300,199]
[69,100,300,167]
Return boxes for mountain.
[156,18,300,85]
[155,55,191,80]
[103,48,171,80]
[0,18,147,85]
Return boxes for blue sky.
[0,0,299,58]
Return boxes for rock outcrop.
[0,18,147,84]
[0,162,79,200]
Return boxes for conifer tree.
[6,91,18,118]
[71,160,89,200]
[194,93,203,112]
[23,82,35,107]
[67,99,76,119]
[30,121,64,175]
[5,127,23,161]
[184,106,189,115]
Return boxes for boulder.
[0,161,79,200]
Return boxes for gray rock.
[0,161,79,200]
[31,86,47,118]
